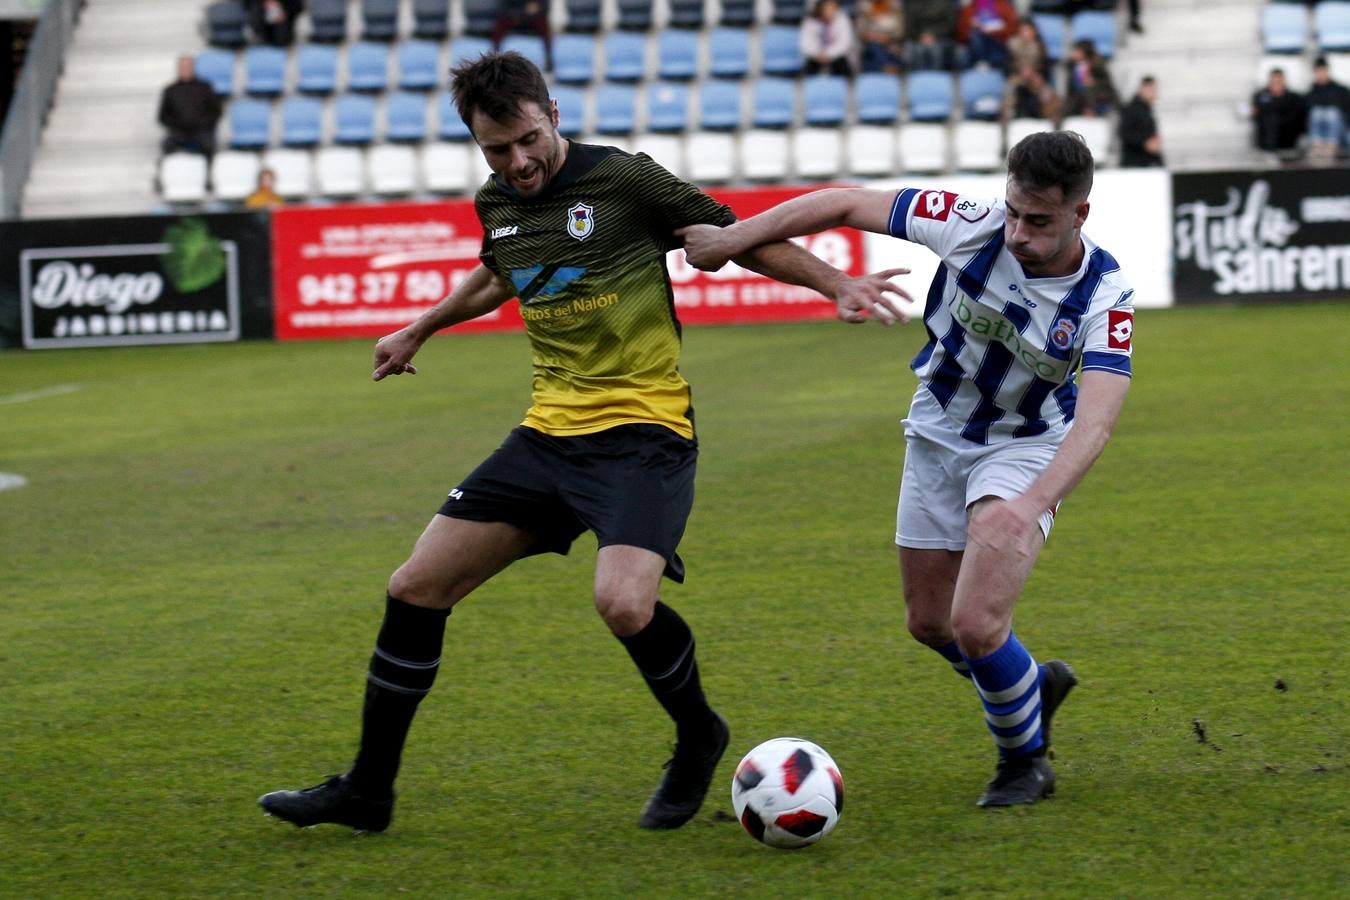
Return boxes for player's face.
[1004,178,1089,277]
[471,100,566,198]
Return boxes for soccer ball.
[731,737,843,849]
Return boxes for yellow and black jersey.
[476,143,734,440]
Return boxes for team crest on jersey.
[952,197,990,223]
[1108,309,1134,350]
[1050,317,1077,350]
[566,202,595,240]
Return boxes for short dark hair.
[449,51,551,133]
[1006,131,1095,202]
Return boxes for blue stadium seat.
[462,0,499,37]
[449,36,492,69]
[907,70,955,121]
[646,82,692,132]
[397,40,440,90]
[1315,2,1350,51]
[553,85,587,136]
[1032,13,1067,63]
[720,0,756,27]
[604,31,647,82]
[668,0,705,29]
[657,30,700,80]
[436,91,472,140]
[594,84,638,134]
[959,67,1006,120]
[412,0,450,39]
[1261,5,1308,53]
[194,48,236,96]
[1070,10,1118,58]
[384,91,428,142]
[501,34,549,71]
[334,93,378,144]
[243,45,286,96]
[280,95,324,147]
[698,79,743,129]
[802,75,848,127]
[564,0,602,32]
[760,25,803,76]
[771,0,808,24]
[553,34,596,83]
[617,0,654,31]
[855,72,901,123]
[228,97,272,149]
[347,41,390,92]
[205,1,247,49]
[308,0,350,42]
[361,0,400,41]
[751,77,796,128]
[708,28,751,78]
[296,44,339,94]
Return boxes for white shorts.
[895,386,1063,551]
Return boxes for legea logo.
[952,294,1070,381]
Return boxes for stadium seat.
[1257,54,1310,92]
[159,152,209,203]
[740,130,791,180]
[634,133,685,177]
[296,44,339,94]
[771,0,808,24]
[462,0,499,37]
[1032,13,1067,63]
[412,0,451,39]
[280,95,324,147]
[243,45,286,97]
[708,28,751,79]
[195,48,236,97]
[750,77,796,128]
[760,25,803,76]
[594,84,638,134]
[802,75,848,127]
[720,0,756,27]
[1261,4,1309,54]
[668,0,706,29]
[686,131,737,182]
[210,150,260,201]
[617,0,654,31]
[307,0,350,43]
[846,124,898,176]
[347,42,390,92]
[604,31,648,82]
[397,40,440,91]
[898,123,949,172]
[384,91,429,142]
[1328,51,1350,84]
[449,36,493,70]
[854,72,901,125]
[421,141,472,193]
[436,91,472,140]
[646,82,692,132]
[553,33,597,83]
[792,127,843,179]
[698,79,743,130]
[1006,116,1054,150]
[334,93,378,144]
[204,1,248,49]
[953,120,1003,171]
[316,146,366,197]
[959,67,1006,120]
[368,144,418,194]
[1315,2,1350,51]
[227,97,273,149]
[658,30,701,80]
[553,85,587,136]
[501,34,549,71]
[361,0,400,41]
[564,0,603,32]
[1070,10,1117,58]
[263,147,313,198]
[1061,114,1111,162]
[907,71,955,122]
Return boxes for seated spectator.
[1064,39,1118,118]
[956,0,1017,70]
[1252,68,1307,155]
[245,167,284,208]
[493,1,553,71]
[801,0,856,77]
[157,55,222,157]
[1004,63,1061,124]
[1119,75,1164,167]
[856,0,905,74]
[244,0,303,47]
[1306,57,1350,162]
[1006,18,1048,79]
[904,0,958,71]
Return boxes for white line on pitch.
[0,473,28,492]
[0,383,84,406]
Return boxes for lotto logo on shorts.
[1107,310,1134,350]
[915,191,958,221]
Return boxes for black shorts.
[438,424,698,582]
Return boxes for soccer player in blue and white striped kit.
[679,132,1134,806]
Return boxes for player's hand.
[675,223,739,271]
[372,327,423,381]
[833,268,913,325]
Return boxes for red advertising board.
[270,187,864,341]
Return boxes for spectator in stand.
[956,0,1018,70]
[1119,75,1164,167]
[1004,63,1062,124]
[1251,68,1307,155]
[801,0,856,77]
[1306,57,1350,162]
[857,0,905,74]
[1064,39,1118,118]
[904,0,959,71]
[244,0,304,47]
[245,167,284,208]
[1006,18,1049,79]
[493,1,553,71]
[157,54,222,158]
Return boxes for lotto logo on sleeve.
[1108,309,1134,350]
[915,190,959,221]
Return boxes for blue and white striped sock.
[933,640,972,679]
[966,633,1045,758]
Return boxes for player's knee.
[594,589,653,637]
[905,606,952,648]
[387,565,457,610]
[950,609,1003,658]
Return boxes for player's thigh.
[949,496,1046,653]
[899,545,963,644]
[389,514,536,609]
[593,543,669,636]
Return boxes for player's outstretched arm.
[676,188,898,272]
[372,264,515,381]
[732,240,912,326]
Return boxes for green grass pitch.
[2,303,1346,897]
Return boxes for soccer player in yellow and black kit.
[259,52,908,833]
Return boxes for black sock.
[618,602,717,741]
[348,594,450,796]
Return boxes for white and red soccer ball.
[731,737,843,849]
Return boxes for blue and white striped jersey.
[889,187,1135,446]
